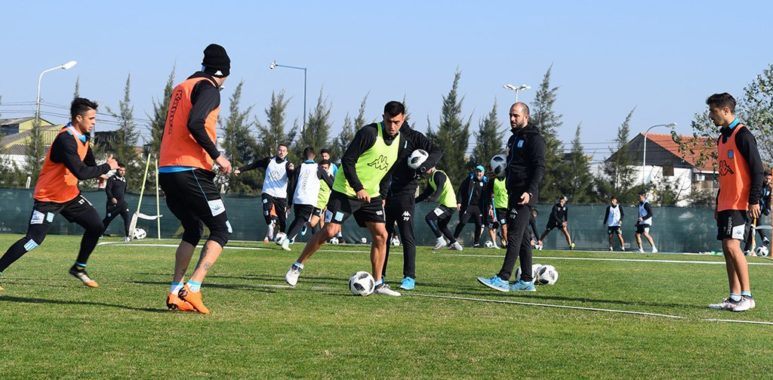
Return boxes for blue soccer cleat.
[400,277,415,290]
[510,279,536,292]
[477,275,510,292]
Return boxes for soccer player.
[309,160,334,234]
[603,196,625,251]
[538,195,576,250]
[284,101,408,296]
[452,166,488,248]
[417,167,458,251]
[102,163,131,242]
[478,102,545,292]
[0,97,118,290]
[706,93,762,312]
[382,121,441,290]
[634,192,657,253]
[235,144,295,241]
[743,171,771,254]
[159,43,233,314]
[280,147,334,251]
[320,148,338,176]
[484,172,509,249]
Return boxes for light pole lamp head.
[269,60,277,70]
[666,122,677,128]
[61,60,77,70]
[503,83,517,91]
[517,84,531,91]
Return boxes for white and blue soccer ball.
[132,227,147,240]
[490,154,507,178]
[484,240,494,248]
[408,149,429,169]
[515,264,543,282]
[391,236,401,247]
[537,265,559,285]
[348,271,375,296]
[329,237,340,245]
[755,246,769,257]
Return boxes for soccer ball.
[515,264,543,282]
[329,237,340,245]
[490,154,507,178]
[348,271,375,296]
[408,149,429,169]
[132,227,147,240]
[537,265,559,285]
[755,246,769,257]
[484,240,494,248]
[391,236,401,246]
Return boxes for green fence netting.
[0,189,754,253]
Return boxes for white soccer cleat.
[281,238,291,252]
[374,283,401,297]
[449,241,463,251]
[732,297,756,312]
[433,237,447,250]
[652,247,658,253]
[609,247,613,251]
[638,247,644,253]
[285,263,303,287]
[708,298,738,310]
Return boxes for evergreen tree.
[595,108,642,203]
[147,66,175,157]
[332,94,367,160]
[221,81,258,194]
[73,77,80,99]
[255,91,294,159]
[294,89,331,158]
[558,123,594,203]
[106,74,142,189]
[426,70,471,183]
[742,63,773,162]
[530,65,565,202]
[471,100,504,167]
[23,122,45,181]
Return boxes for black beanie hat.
[202,44,230,77]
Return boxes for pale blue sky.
[2,0,772,163]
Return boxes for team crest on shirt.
[727,150,734,159]
[517,140,524,148]
[366,155,390,171]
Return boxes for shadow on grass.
[0,295,168,313]
[132,280,278,294]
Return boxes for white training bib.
[262,157,289,198]
[293,161,321,206]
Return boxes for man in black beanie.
[158,43,232,314]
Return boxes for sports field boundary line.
[302,285,773,326]
[98,242,773,266]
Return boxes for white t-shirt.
[293,161,321,206]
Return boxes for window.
[662,162,674,177]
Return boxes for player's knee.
[182,226,203,247]
[209,227,230,247]
[22,236,43,252]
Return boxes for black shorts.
[607,226,621,235]
[312,207,325,217]
[294,204,315,221]
[494,208,508,226]
[635,224,650,234]
[159,169,231,242]
[33,193,96,223]
[326,190,385,227]
[716,210,748,241]
[545,221,561,231]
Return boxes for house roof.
[0,117,55,127]
[640,132,715,172]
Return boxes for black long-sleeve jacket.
[505,124,545,206]
[457,174,487,210]
[105,175,128,205]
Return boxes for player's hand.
[233,168,241,176]
[749,203,761,219]
[288,163,295,171]
[106,154,119,170]
[488,209,494,218]
[519,192,530,205]
[356,189,371,203]
[111,197,117,204]
[456,203,461,211]
[215,155,232,174]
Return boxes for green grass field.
[0,234,771,379]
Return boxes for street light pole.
[642,122,678,185]
[270,60,307,132]
[503,83,531,103]
[36,60,77,126]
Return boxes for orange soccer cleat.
[178,284,210,314]
[166,292,195,312]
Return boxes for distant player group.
[0,44,761,314]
